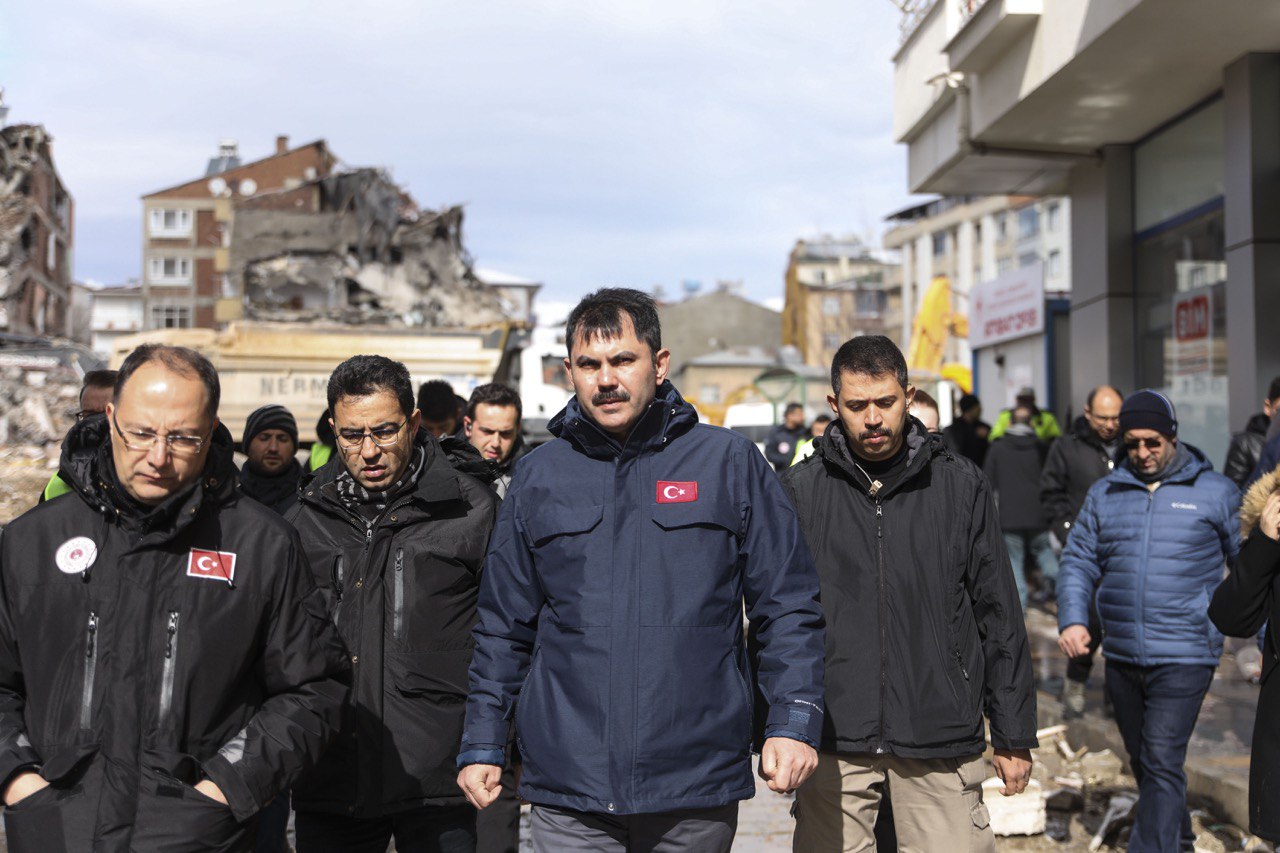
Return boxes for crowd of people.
[1,286,1278,853]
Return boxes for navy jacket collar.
[548,381,698,461]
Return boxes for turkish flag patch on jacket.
[187,549,237,582]
[656,481,698,504]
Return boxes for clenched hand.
[458,764,503,810]
[758,737,818,794]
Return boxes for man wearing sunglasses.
[0,344,351,852]
[287,355,498,853]
[1057,390,1240,853]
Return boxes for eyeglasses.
[112,412,209,456]
[336,420,407,450]
[1089,414,1120,424]
[1124,437,1165,451]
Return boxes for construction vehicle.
[906,275,972,393]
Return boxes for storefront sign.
[1171,287,1213,378]
[969,263,1045,349]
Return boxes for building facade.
[885,194,1072,419]
[87,283,144,357]
[658,286,782,380]
[139,136,336,330]
[890,0,1280,467]
[782,237,902,370]
[0,124,74,337]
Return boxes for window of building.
[996,213,1008,241]
[1047,250,1062,278]
[997,257,1014,274]
[1019,252,1040,269]
[931,231,947,257]
[542,355,573,391]
[822,296,841,315]
[1046,202,1061,232]
[823,332,843,350]
[855,290,886,317]
[47,233,56,271]
[150,305,192,329]
[699,384,722,404]
[148,256,192,284]
[1017,206,1040,239]
[148,208,193,237]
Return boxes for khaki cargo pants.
[792,752,994,852]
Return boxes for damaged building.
[140,135,519,332]
[0,113,75,337]
[230,169,509,327]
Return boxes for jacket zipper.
[875,500,887,754]
[334,554,345,604]
[393,547,405,640]
[159,611,180,724]
[80,612,98,729]
[1137,489,1156,664]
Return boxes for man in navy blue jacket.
[1058,390,1240,853]
[457,288,826,852]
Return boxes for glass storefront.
[1133,100,1229,467]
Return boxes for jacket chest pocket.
[643,501,742,627]
[388,543,484,652]
[524,503,608,627]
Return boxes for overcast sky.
[2,1,918,313]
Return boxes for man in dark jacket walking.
[1058,390,1240,853]
[1224,376,1280,488]
[0,344,350,853]
[942,392,991,467]
[782,336,1036,852]
[765,402,806,471]
[288,356,499,853]
[984,406,1057,608]
[457,288,825,852]
[464,382,525,501]
[1040,384,1123,716]
[238,404,303,516]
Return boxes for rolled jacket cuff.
[763,728,818,749]
[456,747,506,770]
[765,700,824,746]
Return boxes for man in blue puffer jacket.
[456,288,826,852]
[1058,390,1240,853]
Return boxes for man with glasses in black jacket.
[288,355,498,853]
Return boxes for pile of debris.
[0,363,78,446]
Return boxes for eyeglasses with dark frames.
[1124,436,1165,451]
[111,412,209,456]
[336,420,407,450]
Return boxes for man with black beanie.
[1057,390,1240,852]
[239,404,303,516]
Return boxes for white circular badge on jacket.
[55,537,98,574]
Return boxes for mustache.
[593,390,631,406]
[858,427,893,441]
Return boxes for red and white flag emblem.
[656,481,698,504]
[187,549,236,582]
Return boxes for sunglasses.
[1124,437,1165,451]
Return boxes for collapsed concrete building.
[229,168,509,327]
[0,120,74,337]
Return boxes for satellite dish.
[207,177,228,196]
[239,178,258,196]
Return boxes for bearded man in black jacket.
[0,344,350,853]
[781,335,1037,853]
[238,404,303,517]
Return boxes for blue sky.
[2,1,917,312]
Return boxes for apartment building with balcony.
[890,0,1280,466]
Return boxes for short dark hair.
[1086,385,1123,408]
[1268,376,1280,404]
[911,389,940,414]
[784,402,804,416]
[830,335,908,394]
[958,393,981,414]
[327,355,414,418]
[82,369,117,392]
[467,382,522,421]
[115,345,219,419]
[565,288,662,358]
[813,414,833,425]
[415,379,456,423]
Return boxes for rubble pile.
[0,364,78,445]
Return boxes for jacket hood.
[547,381,698,461]
[1111,440,1213,488]
[1241,462,1280,538]
[815,415,940,495]
[57,413,239,539]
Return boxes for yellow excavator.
[906,275,972,393]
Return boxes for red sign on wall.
[1175,295,1210,342]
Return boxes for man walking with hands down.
[1057,390,1240,853]
[458,288,825,852]
[782,336,1038,853]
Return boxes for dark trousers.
[1066,602,1103,683]
[253,791,290,853]
[529,803,737,853]
[476,762,520,853]
[1105,661,1214,853]
[295,805,476,853]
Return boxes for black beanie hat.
[243,404,298,449]
[958,393,981,414]
[1119,389,1177,437]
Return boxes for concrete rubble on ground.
[0,364,78,525]
[230,169,509,328]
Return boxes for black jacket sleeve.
[764,426,793,471]
[1209,533,1280,638]
[202,533,352,822]
[1224,432,1258,489]
[0,530,43,789]
[964,475,1038,751]
[1040,437,1074,538]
